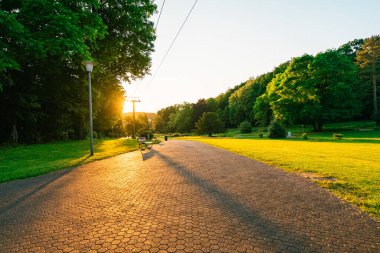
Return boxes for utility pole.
[125,97,141,138]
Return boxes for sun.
[122,101,130,113]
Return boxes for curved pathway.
[0,140,379,252]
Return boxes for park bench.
[137,137,153,150]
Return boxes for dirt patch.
[298,172,337,181]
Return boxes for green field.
[0,138,139,183]
[182,123,380,219]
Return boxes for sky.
[123,0,380,113]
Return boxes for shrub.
[239,121,252,134]
[139,131,154,140]
[258,133,264,138]
[333,133,343,140]
[57,131,69,140]
[268,121,286,139]
[301,133,308,139]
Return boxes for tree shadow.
[0,155,89,215]
[155,151,322,252]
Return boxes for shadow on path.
[140,147,159,161]
[0,162,80,215]
[155,151,321,252]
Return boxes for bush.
[139,131,154,140]
[258,133,264,138]
[57,131,69,140]
[333,133,343,140]
[268,121,286,139]
[301,133,308,139]
[67,129,75,140]
[239,121,252,133]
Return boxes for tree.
[123,112,153,137]
[228,80,254,126]
[338,39,364,61]
[266,51,359,131]
[191,98,214,127]
[356,35,380,126]
[195,112,224,137]
[0,0,156,143]
[239,121,252,134]
[154,105,179,133]
[215,83,245,127]
[171,103,194,133]
[252,62,289,126]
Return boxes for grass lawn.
[0,138,139,183]
[181,135,380,219]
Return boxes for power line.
[155,0,166,30]
[144,0,199,91]
[132,0,167,96]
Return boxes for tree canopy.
[195,112,224,137]
[153,35,378,133]
[0,0,156,143]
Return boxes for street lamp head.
[83,61,95,73]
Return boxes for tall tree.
[266,51,359,131]
[356,35,380,126]
[0,0,156,143]
[195,112,224,137]
[170,103,193,133]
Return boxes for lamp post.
[83,61,95,156]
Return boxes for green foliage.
[356,35,380,126]
[301,133,308,139]
[338,39,364,61]
[191,98,217,127]
[268,121,286,139]
[154,105,179,133]
[239,121,252,134]
[155,36,375,135]
[139,131,154,140]
[123,112,154,137]
[196,112,225,137]
[263,50,360,131]
[169,103,194,133]
[0,0,156,144]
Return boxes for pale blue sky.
[123,0,380,113]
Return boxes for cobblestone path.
[0,140,379,252]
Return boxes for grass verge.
[182,136,380,219]
[0,138,138,183]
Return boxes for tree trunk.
[11,124,18,144]
[311,122,317,131]
[372,68,379,126]
[312,119,323,132]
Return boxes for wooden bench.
[137,137,153,150]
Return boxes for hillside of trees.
[154,36,380,134]
[0,0,156,144]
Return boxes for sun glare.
[122,101,129,113]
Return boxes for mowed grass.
[0,138,139,183]
[182,136,380,219]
